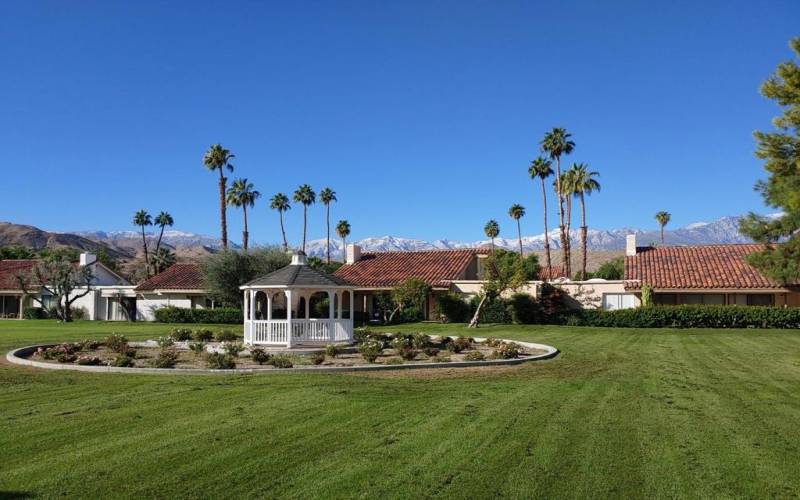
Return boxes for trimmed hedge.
[559,305,800,329]
[23,307,48,319]
[154,307,242,324]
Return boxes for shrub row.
[557,305,800,329]
[154,307,242,324]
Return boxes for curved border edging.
[5,338,559,375]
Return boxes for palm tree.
[151,247,176,274]
[226,178,261,251]
[568,164,601,280]
[560,168,576,269]
[528,156,554,270]
[319,188,337,264]
[655,211,671,244]
[484,220,500,254]
[336,220,351,262]
[508,204,526,257]
[202,144,235,249]
[540,128,575,276]
[154,211,174,258]
[293,184,316,252]
[133,209,152,278]
[270,193,291,251]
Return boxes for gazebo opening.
[240,252,355,347]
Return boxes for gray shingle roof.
[244,264,353,288]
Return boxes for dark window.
[746,294,774,306]
[654,294,677,305]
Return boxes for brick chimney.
[346,244,361,264]
[625,234,637,257]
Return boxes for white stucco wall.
[136,294,194,322]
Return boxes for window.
[683,294,725,305]
[655,294,677,305]
[746,294,774,306]
[602,293,635,310]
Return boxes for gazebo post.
[243,289,250,343]
[305,292,311,320]
[328,290,335,343]
[266,293,272,321]
[249,289,256,342]
[337,291,342,320]
[285,289,293,348]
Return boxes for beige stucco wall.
[450,281,540,300]
[553,281,637,309]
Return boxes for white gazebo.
[240,252,355,347]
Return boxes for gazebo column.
[266,293,273,321]
[285,289,293,348]
[305,292,311,319]
[249,289,256,342]
[337,291,342,319]
[328,290,335,343]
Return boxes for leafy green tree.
[16,252,95,322]
[655,211,671,244]
[540,128,575,277]
[468,249,526,328]
[226,178,261,251]
[740,38,800,284]
[336,219,351,262]
[484,220,499,253]
[0,246,36,260]
[269,193,291,251]
[319,188,337,264]
[386,277,432,324]
[594,256,624,280]
[507,204,526,256]
[202,143,235,249]
[568,163,601,280]
[133,209,152,278]
[292,184,316,253]
[528,156,554,270]
[201,247,290,307]
[153,211,174,259]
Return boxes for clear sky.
[1,1,798,246]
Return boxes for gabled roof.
[245,263,352,288]
[0,260,38,290]
[134,263,206,292]
[624,244,793,290]
[333,249,483,288]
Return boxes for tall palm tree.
[528,156,554,270]
[336,219,351,262]
[270,193,291,251]
[540,128,575,276]
[154,211,174,258]
[568,164,601,280]
[226,178,261,251]
[508,204,526,257]
[484,220,500,254]
[151,247,176,274]
[133,209,152,278]
[319,188,337,264]
[293,184,316,253]
[560,168,576,267]
[655,211,671,244]
[202,144,235,249]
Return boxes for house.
[133,263,217,321]
[623,234,800,307]
[0,253,136,320]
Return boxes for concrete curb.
[5,339,559,376]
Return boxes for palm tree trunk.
[540,178,551,271]
[660,226,664,244]
[218,169,228,249]
[156,226,165,256]
[140,226,150,278]
[580,193,587,281]
[242,205,249,252]
[554,157,569,277]
[490,237,495,255]
[516,219,523,257]
[302,205,308,253]
[565,195,572,278]
[279,211,288,251]
[342,237,346,262]
[326,204,331,264]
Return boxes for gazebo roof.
[242,253,353,288]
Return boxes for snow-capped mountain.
[73,230,239,250]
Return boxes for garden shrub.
[390,334,413,354]
[557,305,800,329]
[23,307,48,319]
[423,346,440,357]
[447,336,472,353]
[491,342,523,359]
[411,332,430,349]
[206,352,236,369]
[324,344,341,358]
[104,334,129,353]
[398,347,417,360]
[310,353,325,365]
[483,337,503,348]
[358,339,383,363]
[383,357,403,365]
[170,328,193,341]
[270,355,293,369]
[156,336,175,349]
[430,354,451,363]
[250,347,271,365]
[435,293,470,323]
[76,355,101,366]
[70,306,88,320]
[110,354,135,367]
[469,296,510,323]
[150,349,179,368]
[154,306,242,324]
[463,351,485,361]
[221,341,244,357]
[188,341,207,356]
[215,329,239,342]
[192,329,214,342]
[507,293,541,324]
[80,339,101,350]
[42,344,80,363]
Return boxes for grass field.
[1,320,799,498]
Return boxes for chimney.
[625,234,637,257]
[79,253,97,267]
[290,251,308,266]
[346,244,361,264]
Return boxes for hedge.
[23,307,48,319]
[154,307,242,324]
[558,305,800,329]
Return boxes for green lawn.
[1,320,799,498]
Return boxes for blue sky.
[1,1,797,246]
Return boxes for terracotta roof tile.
[0,260,37,290]
[333,249,482,288]
[134,263,206,292]
[624,244,791,290]
[538,265,566,281]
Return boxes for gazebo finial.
[291,251,308,266]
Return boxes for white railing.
[245,319,353,346]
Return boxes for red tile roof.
[134,263,206,292]
[624,244,792,290]
[538,265,566,281]
[0,260,38,290]
[333,249,483,288]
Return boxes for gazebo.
[240,252,355,347]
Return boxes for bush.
[215,329,239,342]
[423,346,440,357]
[156,336,175,349]
[188,341,207,356]
[463,351,485,361]
[104,334,129,353]
[42,344,80,363]
[206,352,236,369]
[250,347,271,365]
[310,353,325,365]
[556,305,800,329]
[192,329,214,342]
[170,328,193,341]
[70,306,87,320]
[411,333,431,349]
[150,349,179,368]
[80,339,101,350]
[23,307,48,319]
[154,306,242,324]
[270,355,293,369]
[435,293,471,323]
[491,342,523,359]
[383,357,403,365]
[221,341,244,357]
[76,355,102,366]
[483,337,503,347]
[447,336,472,353]
[469,296,510,323]
[324,344,341,358]
[398,347,417,360]
[358,339,383,363]
[110,354,136,367]
[507,293,541,324]
[430,354,451,363]
[390,334,413,354]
